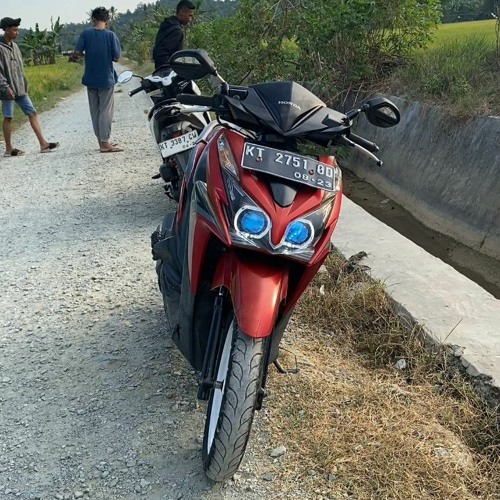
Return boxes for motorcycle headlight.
[283,220,313,247]
[218,134,239,179]
[220,155,338,261]
[235,206,270,238]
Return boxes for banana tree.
[18,17,64,65]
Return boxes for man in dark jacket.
[152,0,196,70]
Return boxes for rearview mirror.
[362,97,400,128]
[117,70,134,84]
[168,49,217,81]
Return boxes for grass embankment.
[263,253,499,499]
[1,57,82,140]
[393,20,499,116]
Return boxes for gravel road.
[0,77,285,500]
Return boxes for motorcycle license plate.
[241,143,336,192]
[159,130,199,159]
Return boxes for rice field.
[430,19,497,45]
[395,19,499,115]
[24,57,83,105]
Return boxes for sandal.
[4,148,25,157]
[96,142,119,151]
[100,146,123,153]
[40,142,60,153]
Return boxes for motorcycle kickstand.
[273,348,299,375]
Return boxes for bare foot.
[99,141,118,148]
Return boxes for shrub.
[189,0,442,102]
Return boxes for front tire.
[203,316,267,481]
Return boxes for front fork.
[197,288,225,400]
[197,287,271,411]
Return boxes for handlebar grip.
[349,133,379,153]
[177,94,216,107]
[129,85,144,97]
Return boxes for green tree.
[441,0,499,21]
[441,0,481,21]
[124,3,170,64]
[19,17,64,65]
[189,0,441,102]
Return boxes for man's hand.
[4,89,15,100]
[68,52,83,63]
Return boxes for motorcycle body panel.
[211,249,289,338]
[157,121,343,371]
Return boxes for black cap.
[0,17,21,30]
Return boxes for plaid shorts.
[2,95,36,118]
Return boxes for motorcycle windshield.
[233,81,346,137]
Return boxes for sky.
[1,0,144,30]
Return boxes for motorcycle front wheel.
[202,316,268,482]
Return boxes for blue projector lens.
[284,221,311,245]
[238,209,267,235]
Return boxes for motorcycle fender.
[212,251,288,338]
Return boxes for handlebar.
[175,91,384,167]
[349,133,379,153]
[337,136,383,167]
[129,85,144,97]
[177,93,218,107]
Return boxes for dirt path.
[0,81,278,500]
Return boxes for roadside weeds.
[261,252,499,499]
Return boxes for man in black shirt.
[152,0,196,70]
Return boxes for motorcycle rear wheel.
[202,316,267,482]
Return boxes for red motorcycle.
[151,49,400,481]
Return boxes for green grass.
[391,20,499,116]
[430,19,497,45]
[23,57,83,111]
